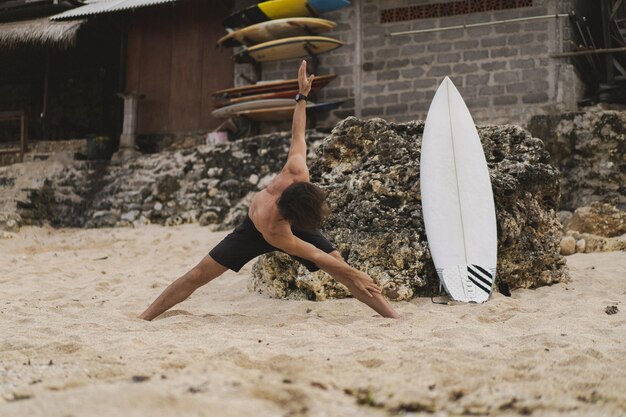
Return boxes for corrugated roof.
[50,0,179,21]
[0,17,84,48]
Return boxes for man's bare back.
[248,169,300,238]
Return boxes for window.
[380,0,534,23]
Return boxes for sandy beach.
[0,225,624,416]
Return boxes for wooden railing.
[0,111,28,162]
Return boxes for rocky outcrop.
[0,212,19,232]
[530,111,626,256]
[528,111,625,211]
[558,202,626,255]
[0,156,80,230]
[86,131,325,229]
[561,231,626,254]
[1,131,326,230]
[250,117,567,301]
[566,203,626,238]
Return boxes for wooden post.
[354,0,363,118]
[601,0,615,84]
[0,111,27,161]
[253,60,262,83]
[551,45,626,58]
[20,113,27,162]
[118,92,145,151]
[42,50,50,141]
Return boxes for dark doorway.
[0,19,122,144]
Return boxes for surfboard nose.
[438,76,455,96]
[439,76,464,100]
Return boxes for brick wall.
[232,0,581,129]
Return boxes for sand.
[0,225,624,417]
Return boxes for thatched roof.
[51,0,179,21]
[0,17,84,49]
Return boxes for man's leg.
[328,251,400,319]
[138,255,228,321]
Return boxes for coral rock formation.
[559,203,626,254]
[250,117,567,300]
[567,202,626,238]
[0,132,326,230]
[528,111,625,211]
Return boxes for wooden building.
[0,0,234,159]
[122,0,234,135]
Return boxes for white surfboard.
[420,77,497,303]
[211,98,295,119]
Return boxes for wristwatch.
[295,93,307,102]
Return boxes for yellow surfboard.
[233,36,342,63]
[218,17,336,47]
[258,0,310,19]
[223,0,350,29]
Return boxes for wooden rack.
[0,111,28,162]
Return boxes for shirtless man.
[139,61,400,321]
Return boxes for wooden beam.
[0,111,25,120]
[611,0,624,20]
[20,113,26,162]
[0,111,28,161]
[551,45,626,58]
[602,0,615,83]
[42,50,50,141]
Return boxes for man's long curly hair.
[277,182,330,232]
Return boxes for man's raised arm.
[284,60,314,177]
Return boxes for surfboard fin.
[435,265,495,303]
[498,278,511,297]
[431,269,450,304]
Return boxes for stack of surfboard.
[212,74,344,121]
[212,0,349,121]
[221,0,349,63]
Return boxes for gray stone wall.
[232,0,581,128]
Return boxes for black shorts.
[209,215,335,272]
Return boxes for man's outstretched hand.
[298,60,314,96]
[345,267,399,318]
[349,269,383,298]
